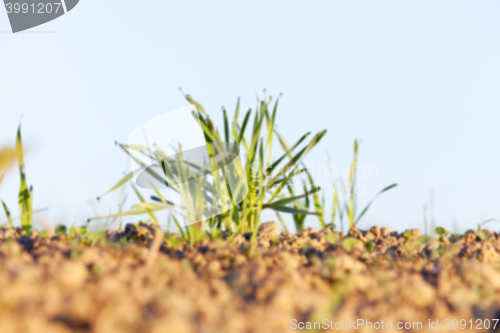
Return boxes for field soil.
[0,222,499,332]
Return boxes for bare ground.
[0,222,499,332]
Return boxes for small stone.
[257,221,280,240]
[370,225,381,238]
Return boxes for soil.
[0,222,499,332]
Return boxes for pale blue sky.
[1,0,499,232]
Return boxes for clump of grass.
[189,91,326,241]
[93,90,398,244]
[96,91,326,241]
[0,124,37,234]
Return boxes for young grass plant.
[191,92,326,241]
[97,91,326,242]
[309,141,398,231]
[1,124,37,234]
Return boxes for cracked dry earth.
[0,222,500,333]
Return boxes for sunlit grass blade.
[16,124,32,234]
[306,170,325,229]
[99,170,136,199]
[118,191,128,231]
[265,97,279,164]
[237,109,252,145]
[131,183,159,226]
[275,212,288,233]
[151,187,188,242]
[346,140,358,229]
[331,180,340,227]
[88,206,168,221]
[264,205,321,215]
[267,131,310,174]
[246,109,265,170]
[264,187,319,207]
[150,195,175,205]
[353,183,397,226]
[268,130,327,187]
[222,107,229,143]
[2,201,14,228]
[117,144,148,169]
[193,111,219,143]
[180,88,206,114]
[15,125,24,168]
[132,202,172,210]
[268,168,306,189]
[231,98,241,142]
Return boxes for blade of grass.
[275,212,288,233]
[306,170,325,229]
[268,130,327,187]
[237,109,252,145]
[222,107,229,143]
[98,170,136,199]
[354,183,398,226]
[267,131,310,174]
[16,124,32,234]
[264,205,321,215]
[264,187,319,207]
[1,201,14,228]
[131,183,159,226]
[346,140,358,229]
[231,98,241,142]
[152,187,188,242]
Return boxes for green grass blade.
[347,140,359,229]
[265,97,278,164]
[99,170,135,199]
[222,107,229,143]
[180,89,206,114]
[264,187,319,207]
[15,125,24,169]
[354,183,398,226]
[151,187,188,242]
[267,131,310,173]
[275,212,288,233]
[131,183,159,226]
[231,98,241,142]
[88,206,168,221]
[237,109,252,145]
[1,201,14,228]
[16,124,32,233]
[269,130,326,186]
[150,195,175,205]
[265,205,321,215]
[306,171,325,229]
